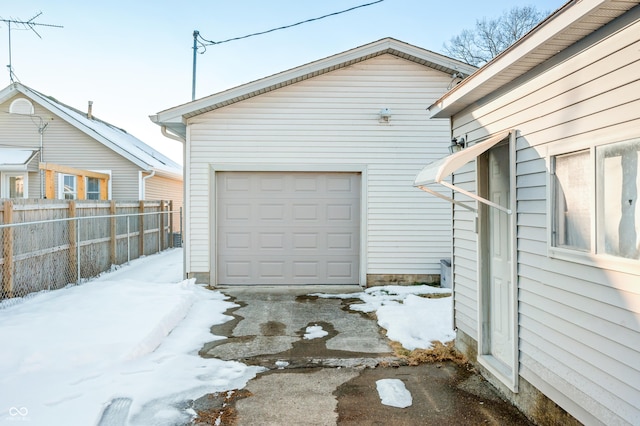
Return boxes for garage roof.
[150,37,477,140]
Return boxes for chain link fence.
[1,200,179,307]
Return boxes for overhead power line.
[191,0,384,100]
[196,0,384,49]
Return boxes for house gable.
[152,38,476,138]
[0,83,182,180]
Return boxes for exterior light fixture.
[449,136,465,154]
[379,108,391,123]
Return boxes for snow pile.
[0,249,263,426]
[377,294,455,350]
[314,285,454,350]
[376,379,413,408]
[303,324,328,340]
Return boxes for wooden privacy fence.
[1,199,177,303]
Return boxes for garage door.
[216,171,360,285]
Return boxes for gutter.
[140,170,156,200]
[161,125,186,143]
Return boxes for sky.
[1,0,566,164]
[0,248,454,424]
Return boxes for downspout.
[140,170,155,200]
[38,121,49,198]
[161,126,186,143]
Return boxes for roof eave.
[428,0,625,119]
[151,167,183,181]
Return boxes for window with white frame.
[552,150,591,251]
[552,138,639,261]
[86,177,100,200]
[598,139,640,259]
[62,174,77,200]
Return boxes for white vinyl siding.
[186,54,454,279]
[449,12,640,426]
[451,162,479,338]
[144,174,184,231]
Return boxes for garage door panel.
[327,261,354,278]
[327,233,354,250]
[225,261,251,278]
[223,204,251,221]
[258,261,286,279]
[327,175,354,192]
[259,203,286,221]
[327,204,356,222]
[293,261,319,279]
[292,204,320,221]
[217,171,360,285]
[292,233,319,250]
[224,232,251,249]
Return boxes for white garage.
[151,38,477,286]
[216,171,360,285]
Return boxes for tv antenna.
[0,12,63,83]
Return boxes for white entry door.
[487,143,512,366]
[216,171,360,285]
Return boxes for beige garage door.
[216,171,360,285]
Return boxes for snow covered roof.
[151,37,477,139]
[0,83,182,180]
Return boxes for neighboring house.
[0,82,183,221]
[151,38,476,286]
[415,1,639,424]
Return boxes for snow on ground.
[0,249,454,425]
[0,249,263,426]
[303,324,329,340]
[376,379,413,408]
[314,285,454,350]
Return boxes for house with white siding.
[0,82,182,214]
[151,38,476,286]
[415,1,640,424]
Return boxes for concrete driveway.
[195,285,532,425]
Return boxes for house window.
[63,175,77,200]
[86,177,100,200]
[9,175,25,198]
[597,139,640,259]
[551,139,639,261]
[552,150,591,251]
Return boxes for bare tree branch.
[443,5,547,67]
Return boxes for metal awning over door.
[413,130,514,214]
[0,148,38,171]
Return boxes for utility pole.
[192,31,200,101]
[0,12,63,82]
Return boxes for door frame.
[209,163,368,287]
[476,132,519,392]
[1,171,29,198]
